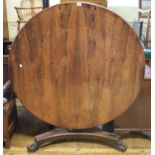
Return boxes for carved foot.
[27,142,39,152]
[115,140,127,152]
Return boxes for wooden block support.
[3,99,18,148]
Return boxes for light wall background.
[108,0,139,25]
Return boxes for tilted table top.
[9,2,145,129]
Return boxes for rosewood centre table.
[9,2,145,152]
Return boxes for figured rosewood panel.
[9,2,145,129]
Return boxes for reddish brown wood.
[9,2,145,129]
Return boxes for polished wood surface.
[9,2,145,129]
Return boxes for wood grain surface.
[9,2,145,129]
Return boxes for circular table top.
[9,2,145,129]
